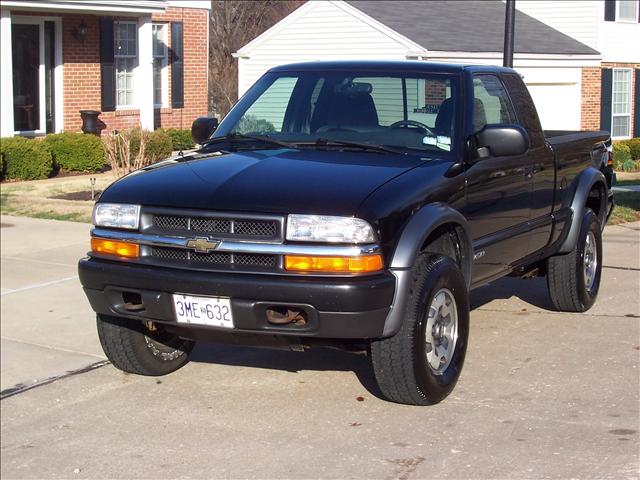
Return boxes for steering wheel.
[389,119,436,137]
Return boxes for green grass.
[0,192,91,223]
[610,191,640,224]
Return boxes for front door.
[11,18,58,134]
[462,74,534,285]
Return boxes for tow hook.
[265,306,308,326]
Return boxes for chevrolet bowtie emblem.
[185,237,221,253]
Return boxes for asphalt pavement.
[1,214,638,479]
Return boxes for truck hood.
[99,148,427,216]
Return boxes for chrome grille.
[151,247,276,269]
[148,213,280,241]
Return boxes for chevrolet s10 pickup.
[79,61,614,405]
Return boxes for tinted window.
[472,74,517,132]
[501,73,545,148]
[220,71,460,154]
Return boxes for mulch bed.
[49,190,102,201]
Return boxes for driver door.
[462,74,534,285]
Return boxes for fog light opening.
[266,306,308,326]
[122,291,144,312]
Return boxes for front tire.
[370,254,470,405]
[547,209,602,312]
[97,315,195,376]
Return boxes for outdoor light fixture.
[73,21,88,43]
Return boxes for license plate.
[172,294,234,328]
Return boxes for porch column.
[0,9,14,136]
[137,16,154,130]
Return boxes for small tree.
[103,128,150,178]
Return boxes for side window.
[472,74,516,132]
[501,73,544,148]
[235,77,298,134]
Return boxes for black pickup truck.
[80,61,614,405]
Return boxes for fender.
[382,203,473,337]
[558,167,607,254]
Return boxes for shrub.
[130,128,173,163]
[0,136,53,180]
[44,131,106,172]
[236,115,275,134]
[622,159,639,172]
[627,137,640,160]
[161,128,195,150]
[612,142,631,170]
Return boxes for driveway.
[1,215,638,479]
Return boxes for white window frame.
[611,68,633,139]
[152,22,169,108]
[616,0,638,23]
[114,20,137,109]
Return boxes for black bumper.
[78,258,395,339]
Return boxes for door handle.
[523,166,533,179]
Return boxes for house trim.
[0,1,168,15]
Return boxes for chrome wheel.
[425,288,458,375]
[583,231,598,293]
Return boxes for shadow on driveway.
[189,276,555,399]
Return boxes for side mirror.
[191,117,219,145]
[474,124,529,158]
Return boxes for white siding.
[517,0,640,64]
[516,1,600,49]
[237,1,414,95]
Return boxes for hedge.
[0,136,53,180]
[44,131,106,172]
[161,128,195,150]
[628,137,640,161]
[130,128,173,163]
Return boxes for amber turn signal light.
[91,237,139,258]
[284,254,383,273]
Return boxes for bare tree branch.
[208,0,304,118]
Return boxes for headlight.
[286,215,376,243]
[93,203,141,230]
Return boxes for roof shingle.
[347,0,599,55]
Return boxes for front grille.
[151,247,276,270]
[149,213,280,241]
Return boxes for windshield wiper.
[200,132,295,150]
[301,138,407,155]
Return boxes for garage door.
[526,82,582,130]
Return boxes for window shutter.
[600,68,613,133]
[171,22,184,109]
[634,69,640,137]
[604,0,616,21]
[99,18,115,112]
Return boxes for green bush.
[161,128,194,150]
[621,159,637,172]
[44,131,106,172]
[0,136,53,180]
[130,128,173,163]
[612,142,631,170]
[627,137,640,160]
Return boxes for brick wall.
[14,6,209,135]
[580,67,601,131]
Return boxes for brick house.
[235,0,639,137]
[516,0,640,138]
[0,0,210,137]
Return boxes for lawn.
[609,191,640,224]
[0,173,115,223]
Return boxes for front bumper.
[78,258,395,339]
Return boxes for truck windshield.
[215,71,459,154]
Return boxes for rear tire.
[97,315,194,376]
[547,209,602,312]
[370,254,469,405]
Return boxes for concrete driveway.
[1,215,638,479]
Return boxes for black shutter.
[634,69,640,137]
[604,0,616,21]
[99,18,115,112]
[171,22,184,109]
[600,68,613,133]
